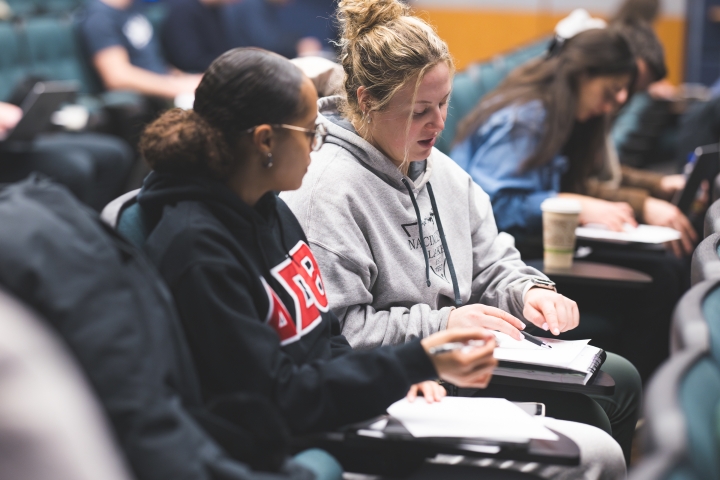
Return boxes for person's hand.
[643,197,697,256]
[659,174,686,195]
[576,196,637,231]
[447,304,526,341]
[0,102,22,138]
[648,80,678,100]
[406,381,447,403]
[523,288,579,336]
[421,328,497,389]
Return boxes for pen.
[520,330,552,349]
[428,339,486,356]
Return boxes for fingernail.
[519,323,526,330]
[542,323,549,330]
[553,328,560,335]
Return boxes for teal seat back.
[5,0,36,16]
[703,282,720,365]
[678,357,720,479]
[33,0,83,15]
[117,203,150,250]
[25,17,95,94]
[0,22,29,100]
[437,38,550,154]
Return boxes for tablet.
[673,142,720,217]
[2,81,78,143]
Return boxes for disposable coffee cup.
[541,198,582,269]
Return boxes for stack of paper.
[575,224,681,244]
[492,332,604,384]
[387,397,559,443]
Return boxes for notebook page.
[387,397,558,442]
[576,224,681,244]
[492,331,590,371]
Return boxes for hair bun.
[139,108,232,178]
[337,0,408,42]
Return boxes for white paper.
[492,331,591,372]
[387,397,559,443]
[575,224,681,244]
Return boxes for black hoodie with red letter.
[138,172,437,435]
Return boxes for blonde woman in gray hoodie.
[282,0,642,467]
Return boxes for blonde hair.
[337,0,454,150]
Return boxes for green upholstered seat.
[677,357,720,479]
[25,17,96,94]
[0,22,29,101]
[5,0,37,16]
[117,203,150,250]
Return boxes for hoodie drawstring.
[427,183,462,308]
[401,178,462,307]
[402,178,431,287]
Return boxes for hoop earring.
[263,152,273,168]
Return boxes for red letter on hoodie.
[271,241,329,334]
[261,278,298,345]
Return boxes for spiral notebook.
[492,332,606,385]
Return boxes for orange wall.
[415,8,686,85]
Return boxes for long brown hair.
[454,29,636,192]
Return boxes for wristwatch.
[529,276,557,292]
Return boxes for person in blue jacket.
[451,28,637,240]
[450,27,687,386]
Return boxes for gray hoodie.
[281,96,547,350]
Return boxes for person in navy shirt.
[78,0,202,98]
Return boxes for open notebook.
[492,332,606,385]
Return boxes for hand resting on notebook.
[523,288,579,336]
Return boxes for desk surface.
[489,370,615,395]
[525,259,652,288]
[309,416,580,476]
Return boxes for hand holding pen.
[428,330,551,357]
[420,328,497,389]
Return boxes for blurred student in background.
[161,0,239,73]
[450,21,686,381]
[78,0,202,99]
[0,100,133,211]
[223,0,337,59]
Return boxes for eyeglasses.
[245,123,328,152]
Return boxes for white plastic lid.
[541,197,582,214]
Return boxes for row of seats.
[0,3,167,100]
[1,0,82,19]
[629,189,720,479]
[0,16,97,99]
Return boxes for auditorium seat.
[25,16,96,93]
[691,233,720,286]
[705,198,720,239]
[629,348,720,480]
[670,279,717,353]
[0,22,29,100]
[630,279,720,479]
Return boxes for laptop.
[0,81,78,144]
